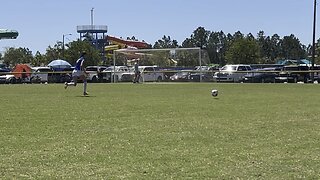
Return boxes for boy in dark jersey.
[64,52,88,96]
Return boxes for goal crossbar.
[114,47,201,53]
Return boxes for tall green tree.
[257,31,272,63]
[153,35,179,49]
[31,51,47,66]
[207,31,227,65]
[182,27,210,49]
[233,31,245,41]
[181,37,194,48]
[225,36,260,64]
[268,34,282,62]
[280,34,306,60]
[3,47,33,67]
[192,27,210,49]
[64,40,101,66]
[180,27,211,66]
[45,43,62,61]
[45,40,101,66]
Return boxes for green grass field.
[1,83,320,179]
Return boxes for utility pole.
[62,34,72,59]
[312,0,317,82]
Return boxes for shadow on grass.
[75,95,97,98]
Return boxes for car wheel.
[115,75,119,82]
[111,75,119,82]
[9,78,16,84]
[92,76,98,83]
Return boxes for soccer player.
[64,52,89,96]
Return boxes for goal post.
[112,47,210,82]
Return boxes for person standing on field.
[133,60,141,83]
[64,52,89,96]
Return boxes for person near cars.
[133,60,141,83]
[64,52,89,96]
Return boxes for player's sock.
[68,82,76,86]
[83,81,87,94]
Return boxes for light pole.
[91,8,94,27]
[311,0,317,81]
[62,33,72,59]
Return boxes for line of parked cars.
[0,65,73,84]
[1,63,319,84]
[168,64,320,83]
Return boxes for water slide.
[106,35,149,49]
[0,29,19,39]
[105,35,149,59]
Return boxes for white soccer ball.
[211,89,218,97]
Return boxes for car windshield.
[176,72,189,76]
[194,66,209,71]
[86,68,97,71]
[221,65,237,71]
[105,67,117,71]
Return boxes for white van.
[138,66,164,82]
[120,66,164,83]
[214,64,252,82]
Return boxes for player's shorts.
[72,70,86,77]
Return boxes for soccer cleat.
[64,82,68,89]
[83,92,89,96]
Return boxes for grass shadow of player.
[75,95,96,98]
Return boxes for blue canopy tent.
[276,59,312,66]
[47,59,72,71]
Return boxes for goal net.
[112,48,210,82]
[113,47,209,67]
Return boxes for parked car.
[308,65,320,82]
[139,66,164,82]
[189,66,218,82]
[0,67,12,83]
[102,66,130,82]
[29,67,72,83]
[169,71,190,82]
[85,66,107,82]
[121,66,164,83]
[275,65,310,83]
[0,74,16,84]
[214,64,252,82]
[244,68,277,83]
[0,64,11,74]
[30,67,53,83]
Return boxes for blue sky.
[0,0,316,54]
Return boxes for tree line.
[155,27,314,65]
[0,26,318,67]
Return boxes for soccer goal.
[112,47,210,83]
